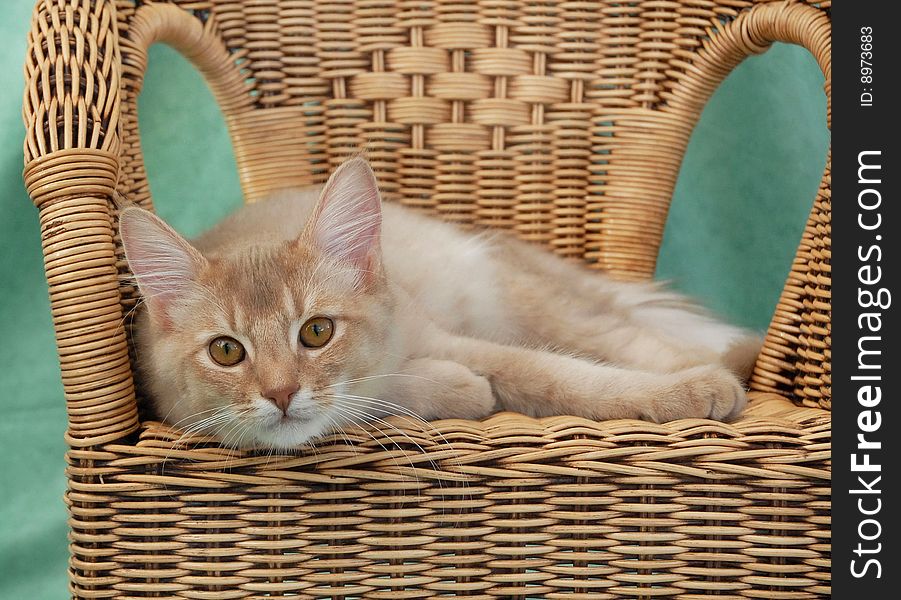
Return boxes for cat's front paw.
[398,359,496,420]
[431,361,496,419]
[649,365,748,422]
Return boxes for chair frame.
[23,0,831,597]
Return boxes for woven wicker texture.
[22,0,831,597]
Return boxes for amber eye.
[300,317,334,348]
[209,336,246,366]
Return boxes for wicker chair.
[22,0,831,597]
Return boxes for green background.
[0,0,827,596]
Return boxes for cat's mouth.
[274,413,313,425]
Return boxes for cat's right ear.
[305,157,383,287]
[119,207,206,328]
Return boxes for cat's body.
[122,158,759,450]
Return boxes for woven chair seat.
[22,0,831,597]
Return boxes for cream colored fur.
[120,158,760,450]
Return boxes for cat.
[120,157,760,450]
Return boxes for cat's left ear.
[305,157,383,285]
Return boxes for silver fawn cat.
[120,157,759,450]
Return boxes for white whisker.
[328,404,420,495]
[326,398,454,496]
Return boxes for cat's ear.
[305,157,382,284]
[119,207,206,327]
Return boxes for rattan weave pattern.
[62,394,829,599]
[22,0,831,597]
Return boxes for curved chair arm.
[22,0,137,447]
[738,2,831,408]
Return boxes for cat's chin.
[224,414,333,451]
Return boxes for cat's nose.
[263,385,300,414]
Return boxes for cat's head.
[120,158,401,449]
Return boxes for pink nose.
[263,385,299,414]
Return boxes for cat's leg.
[386,358,497,420]
[421,328,747,422]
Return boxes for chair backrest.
[22,0,831,447]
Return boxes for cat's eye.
[209,336,245,366]
[300,317,334,348]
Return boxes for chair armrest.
[739,2,831,410]
[22,0,138,446]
